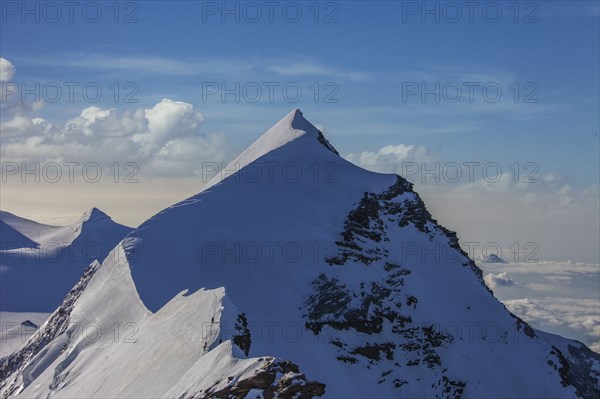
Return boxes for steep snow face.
[2,243,322,399]
[0,209,132,311]
[1,208,130,251]
[0,211,63,247]
[0,221,38,250]
[202,109,328,190]
[80,207,109,223]
[66,207,131,257]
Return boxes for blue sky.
[2,1,598,181]
[1,0,599,262]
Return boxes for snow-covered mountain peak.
[479,253,507,264]
[0,209,132,311]
[80,207,110,223]
[265,108,317,143]
[203,109,338,190]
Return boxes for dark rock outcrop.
[200,358,325,399]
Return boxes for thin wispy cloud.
[264,60,371,81]
[14,53,370,81]
[540,2,600,18]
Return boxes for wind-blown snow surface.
[1,110,598,398]
[0,208,132,311]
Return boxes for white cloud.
[504,297,600,353]
[139,99,205,154]
[484,272,514,289]
[480,261,599,352]
[264,61,370,81]
[0,99,228,177]
[0,57,16,81]
[151,134,227,177]
[1,114,38,135]
[15,53,368,81]
[80,106,114,126]
[345,144,431,174]
[31,100,45,112]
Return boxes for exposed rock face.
[20,320,38,329]
[199,358,325,399]
[302,269,461,397]
[550,344,600,399]
[232,313,252,356]
[0,261,100,398]
[325,175,486,288]
[316,130,339,156]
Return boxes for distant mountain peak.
[480,253,507,264]
[0,208,132,311]
[80,207,110,223]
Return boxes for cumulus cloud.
[0,57,16,81]
[151,134,227,176]
[345,144,431,174]
[0,99,228,177]
[504,297,600,353]
[484,272,514,289]
[138,99,205,155]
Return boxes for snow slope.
[0,221,38,250]
[1,110,598,398]
[1,246,323,398]
[0,208,132,311]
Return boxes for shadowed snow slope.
[0,211,63,247]
[0,208,132,311]
[0,221,38,250]
[1,110,598,399]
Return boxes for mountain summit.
[80,207,111,223]
[0,208,132,311]
[203,108,338,191]
[1,111,598,399]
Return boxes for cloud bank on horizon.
[479,260,600,353]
